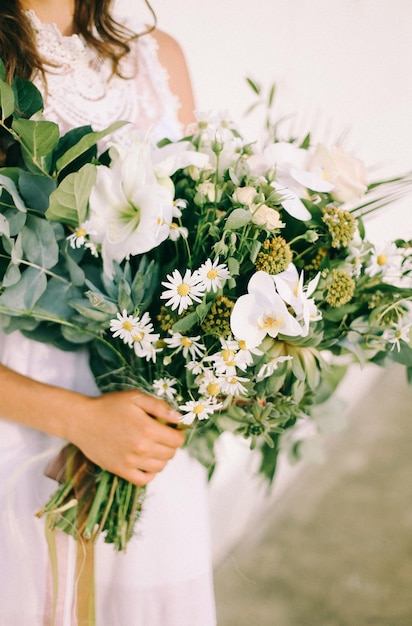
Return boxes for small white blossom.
[383,320,411,352]
[153,377,178,400]
[197,258,231,293]
[110,310,141,346]
[257,355,293,381]
[196,369,223,400]
[160,269,205,314]
[179,398,222,425]
[220,374,249,397]
[67,221,97,250]
[365,242,403,278]
[168,223,189,241]
[164,331,206,360]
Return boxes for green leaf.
[0,60,6,82]
[46,163,97,227]
[18,171,56,212]
[12,77,43,119]
[61,325,93,344]
[33,278,79,319]
[227,256,240,277]
[0,266,47,311]
[62,249,86,287]
[224,208,251,230]
[0,213,10,238]
[12,118,59,156]
[21,215,59,269]
[172,311,199,333]
[0,174,28,211]
[1,262,21,288]
[0,79,15,121]
[55,120,128,172]
[69,299,112,322]
[245,77,261,95]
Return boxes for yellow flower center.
[122,321,133,331]
[181,337,193,347]
[193,404,205,415]
[207,268,218,280]
[207,382,220,396]
[76,228,87,237]
[238,340,246,350]
[132,331,144,342]
[260,315,282,332]
[177,283,190,296]
[377,254,388,266]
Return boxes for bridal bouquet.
[1,66,411,550]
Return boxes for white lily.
[89,141,173,277]
[230,271,303,349]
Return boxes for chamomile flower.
[131,312,160,362]
[160,269,205,314]
[220,374,249,396]
[365,242,403,278]
[67,221,97,250]
[110,310,141,346]
[197,258,231,293]
[383,320,411,352]
[257,355,293,381]
[196,369,223,401]
[164,331,206,360]
[153,377,178,400]
[179,398,223,425]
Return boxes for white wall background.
[115,0,412,242]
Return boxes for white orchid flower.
[89,142,173,277]
[273,264,322,336]
[230,271,303,349]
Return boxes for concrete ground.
[214,363,412,626]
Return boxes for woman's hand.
[67,390,185,486]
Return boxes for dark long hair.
[0,0,156,82]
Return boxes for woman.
[0,1,216,624]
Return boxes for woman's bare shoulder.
[150,28,196,126]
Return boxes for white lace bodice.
[26,9,182,140]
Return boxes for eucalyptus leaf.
[62,249,86,287]
[0,174,28,212]
[69,299,113,322]
[61,325,94,344]
[46,163,97,227]
[1,262,21,288]
[33,278,79,319]
[0,266,47,311]
[0,214,9,238]
[21,215,59,269]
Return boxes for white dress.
[0,11,216,626]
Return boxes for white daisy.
[164,331,206,360]
[220,374,249,397]
[131,312,160,362]
[257,355,293,381]
[365,242,403,278]
[383,320,411,352]
[196,369,223,401]
[110,310,141,346]
[196,258,231,293]
[67,221,97,250]
[153,378,178,400]
[160,269,205,314]
[179,398,223,425]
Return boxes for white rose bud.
[197,181,222,203]
[232,185,258,206]
[308,144,368,204]
[251,205,285,230]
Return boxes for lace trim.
[24,9,182,139]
